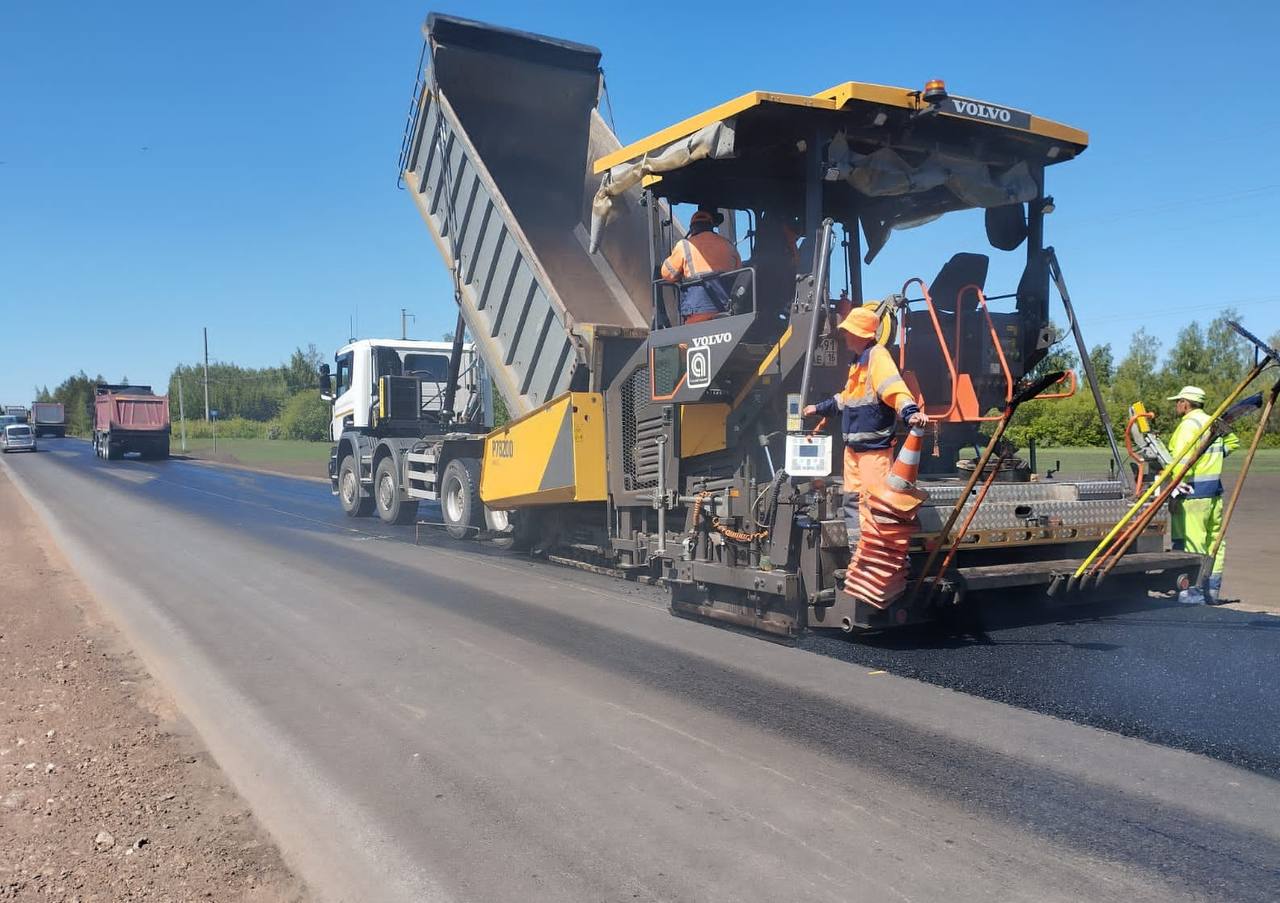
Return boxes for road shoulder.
[0,467,310,901]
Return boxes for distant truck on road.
[30,402,66,438]
[4,405,28,422]
[93,384,170,460]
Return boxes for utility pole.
[202,327,211,421]
[401,308,415,340]
[177,374,188,453]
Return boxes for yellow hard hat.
[837,306,880,339]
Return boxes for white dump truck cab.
[321,337,496,527]
[323,338,484,441]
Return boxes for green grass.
[1025,447,1280,476]
[178,437,330,468]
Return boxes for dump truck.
[93,384,170,460]
[393,14,1200,636]
[321,337,492,525]
[30,402,66,438]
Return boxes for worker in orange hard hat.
[660,207,742,324]
[804,305,928,541]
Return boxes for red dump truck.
[30,402,66,438]
[93,384,170,460]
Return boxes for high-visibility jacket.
[661,231,742,317]
[813,345,920,451]
[1168,408,1239,498]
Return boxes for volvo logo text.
[691,332,733,348]
[951,100,1012,123]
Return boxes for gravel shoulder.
[0,467,310,902]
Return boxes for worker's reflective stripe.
[875,375,906,397]
[831,394,845,411]
[844,428,894,444]
[681,239,699,277]
[661,261,679,280]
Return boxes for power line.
[1084,294,1279,325]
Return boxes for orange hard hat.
[837,306,880,339]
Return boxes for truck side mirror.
[318,363,333,400]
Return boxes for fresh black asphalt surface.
[7,439,1280,902]
[806,601,1280,778]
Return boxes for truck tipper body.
[93,385,170,460]
[30,402,66,438]
[365,14,1204,636]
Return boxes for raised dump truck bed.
[401,14,652,417]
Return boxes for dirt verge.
[0,469,310,902]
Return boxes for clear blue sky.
[3,0,1277,404]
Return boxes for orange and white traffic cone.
[866,425,928,520]
[845,426,929,606]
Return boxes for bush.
[279,391,331,441]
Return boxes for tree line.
[34,345,331,441]
[32,315,1280,448]
[1010,310,1280,449]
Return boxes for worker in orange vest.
[660,208,742,324]
[805,306,927,539]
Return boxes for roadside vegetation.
[1011,310,1280,449]
[30,314,1279,465]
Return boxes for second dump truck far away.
[328,13,1206,637]
[30,401,66,438]
[93,384,170,460]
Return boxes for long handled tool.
[1069,360,1267,588]
[905,370,1066,605]
[923,445,1014,603]
[1087,389,1264,587]
[1074,321,1280,590]
[1195,375,1280,594]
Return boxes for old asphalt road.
[5,440,1279,902]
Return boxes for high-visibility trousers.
[1171,496,1226,576]
[842,446,893,542]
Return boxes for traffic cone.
[844,427,928,607]
[866,425,928,518]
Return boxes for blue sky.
[2,0,1277,403]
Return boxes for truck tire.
[375,457,419,525]
[441,457,483,540]
[338,455,373,517]
[104,434,119,460]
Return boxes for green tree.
[279,391,331,440]
[1113,328,1163,409]
[282,344,323,395]
[1089,343,1114,386]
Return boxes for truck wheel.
[339,455,373,517]
[104,435,119,461]
[441,457,483,540]
[375,457,419,525]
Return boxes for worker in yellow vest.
[1165,385,1239,604]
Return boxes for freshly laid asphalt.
[4,439,1279,902]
